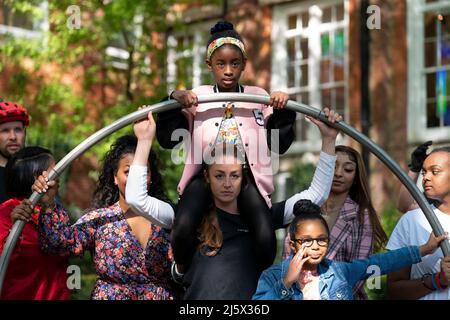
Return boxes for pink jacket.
[178,85,274,207]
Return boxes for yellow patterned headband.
[207,37,247,60]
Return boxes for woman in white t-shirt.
[387,147,450,299]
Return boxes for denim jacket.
[252,246,421,300]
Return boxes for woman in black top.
[126,108,342,299]
[175,110,341,300]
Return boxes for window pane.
[424,12,436,39]
[440,13,450,37]
[299,64,308,86]
[427,70,450,128]
[300,38,308,60]
[288,37,296,61]
[288,14,297,30]
[321,33,330,57]
[1,3,34,29]
[333,57,345,82]
[335,3,345,21]
[427,102,440,127]
[292,93,310,141]
[288,65,296,88]
[321,88,332,108]
[334,30,345,57]
[436,70,449,126]
[335,86,346,115]
[426,72,436,99]
[322,7,332,23]
[441,39,450,65]
[320,59,331,84]
[301,12,309,28]
[425,40,436,67]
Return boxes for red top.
[0,198,70,300]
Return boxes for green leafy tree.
[1,0,226,299]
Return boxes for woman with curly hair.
[12,130,176,300]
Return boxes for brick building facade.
[1,0,450,214]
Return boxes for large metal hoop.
[1,93,448,294]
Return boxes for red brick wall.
[226,0,272,91]
[368,0,408,211]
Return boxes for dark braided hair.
[289,199,330,239]
[91,135,168,209]
[207,21,245,57]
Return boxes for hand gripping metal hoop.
[0,93,448,294]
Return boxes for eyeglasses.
[291,237,329,247]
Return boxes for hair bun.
[210,21,234,35]
[293,199,321,217]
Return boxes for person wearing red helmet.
[0,98,29,203]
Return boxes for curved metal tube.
[0,93,448,295]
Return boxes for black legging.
[171,169,276,271]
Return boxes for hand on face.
[133,110,156,141]
[284,244,310,289]
[306,107,342,141]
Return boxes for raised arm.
[396,170,420,213]
[346,232,448,289]
[283,108,341,225]
[387,249,450,299]
[397,141,432,213]
[126,111,175,229]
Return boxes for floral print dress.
[38,202,175,300]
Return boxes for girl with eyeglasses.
[253,199,448,300]
[282,145,387,299]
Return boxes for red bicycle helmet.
[0,99,30,126]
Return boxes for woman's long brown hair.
[335,145,388,251]
[197,144,244,256]
[198,204,223,257]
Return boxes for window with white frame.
[0,1,48,39]
[408,0,450,143]
[272,0,348,152]
[167,23,213,92]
